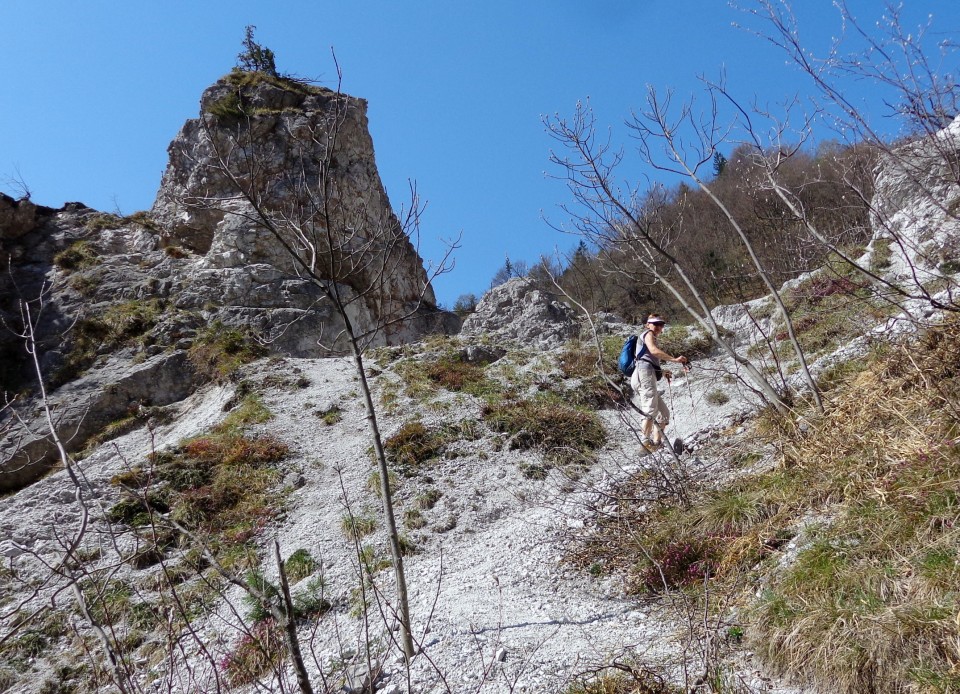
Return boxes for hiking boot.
[672,438,685,455]
[646,439,664,452]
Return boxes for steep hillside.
[0,290,785,694]
[2,91,959,694]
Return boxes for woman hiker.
[631,313,688,451]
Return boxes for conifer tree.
[237,25,278,76]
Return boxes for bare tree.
[546,103,793,414]
[1,289,136,693]
[624,84,824,412]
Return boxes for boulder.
[461,278,578,347]
[0,351,195,493]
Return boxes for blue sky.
[2,2,958,307]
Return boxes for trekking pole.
[685,363,699,423]
[667,372,675,417]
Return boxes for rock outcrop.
[0,71,458,492]
[870,114,960,279]
[0,351,195,492]
[152,72,459,349]
[461,277,578,347]
[0,192,49,243]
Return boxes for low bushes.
[54,298,165,384]
[110,428,288,561]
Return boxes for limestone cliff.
[151,71,457,350]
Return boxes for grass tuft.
[54,298,165,384]
[482,397,607,468]
[384,421,447,468]
[284,549,318,584]
[54,240,98,272]
[340,513,377,540]
[188,321,267,381]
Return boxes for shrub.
[415,488,442,510]
[366,469,399,499]
[564,665,671,694]
[216,393,273,435]
[656,325,713,359]
[316,405,342,425]
[83,411,144,453]
[869,238,893,271]
[340,513,377,540]
[636,539,717,592]
[81,580,134,624]
[124,210,157,230]
[705,389,729,406]
[54,299,165,384]
[558,341,610,380]
[398,533,418,556]
[423,353,488,393]
[107,492,169,527]
[220,619,285,686]
[67,271,100,296]
[208,90,249,122]
[0,612,67,670]
[384,421,446,467]
[53,240,98,272]
[284,549,318,584]
[242,570,281,623]
[292,576,331,618]
[181,432,288,466]
[113,429,288,567]
[403,509,426,530]
[357,545,391,575]
[482,398,607,467]
[84,213,123,233]
[558,341,623,410]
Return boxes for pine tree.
[237,25,278,76]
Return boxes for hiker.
[631,314,688,451]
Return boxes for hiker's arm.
[646,334,688,364]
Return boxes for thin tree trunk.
[690,176,823,412]
[350,345,416,662]
[274,541,314,694]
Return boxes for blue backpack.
[617,331,650,376]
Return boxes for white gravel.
[0,342,808,693]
